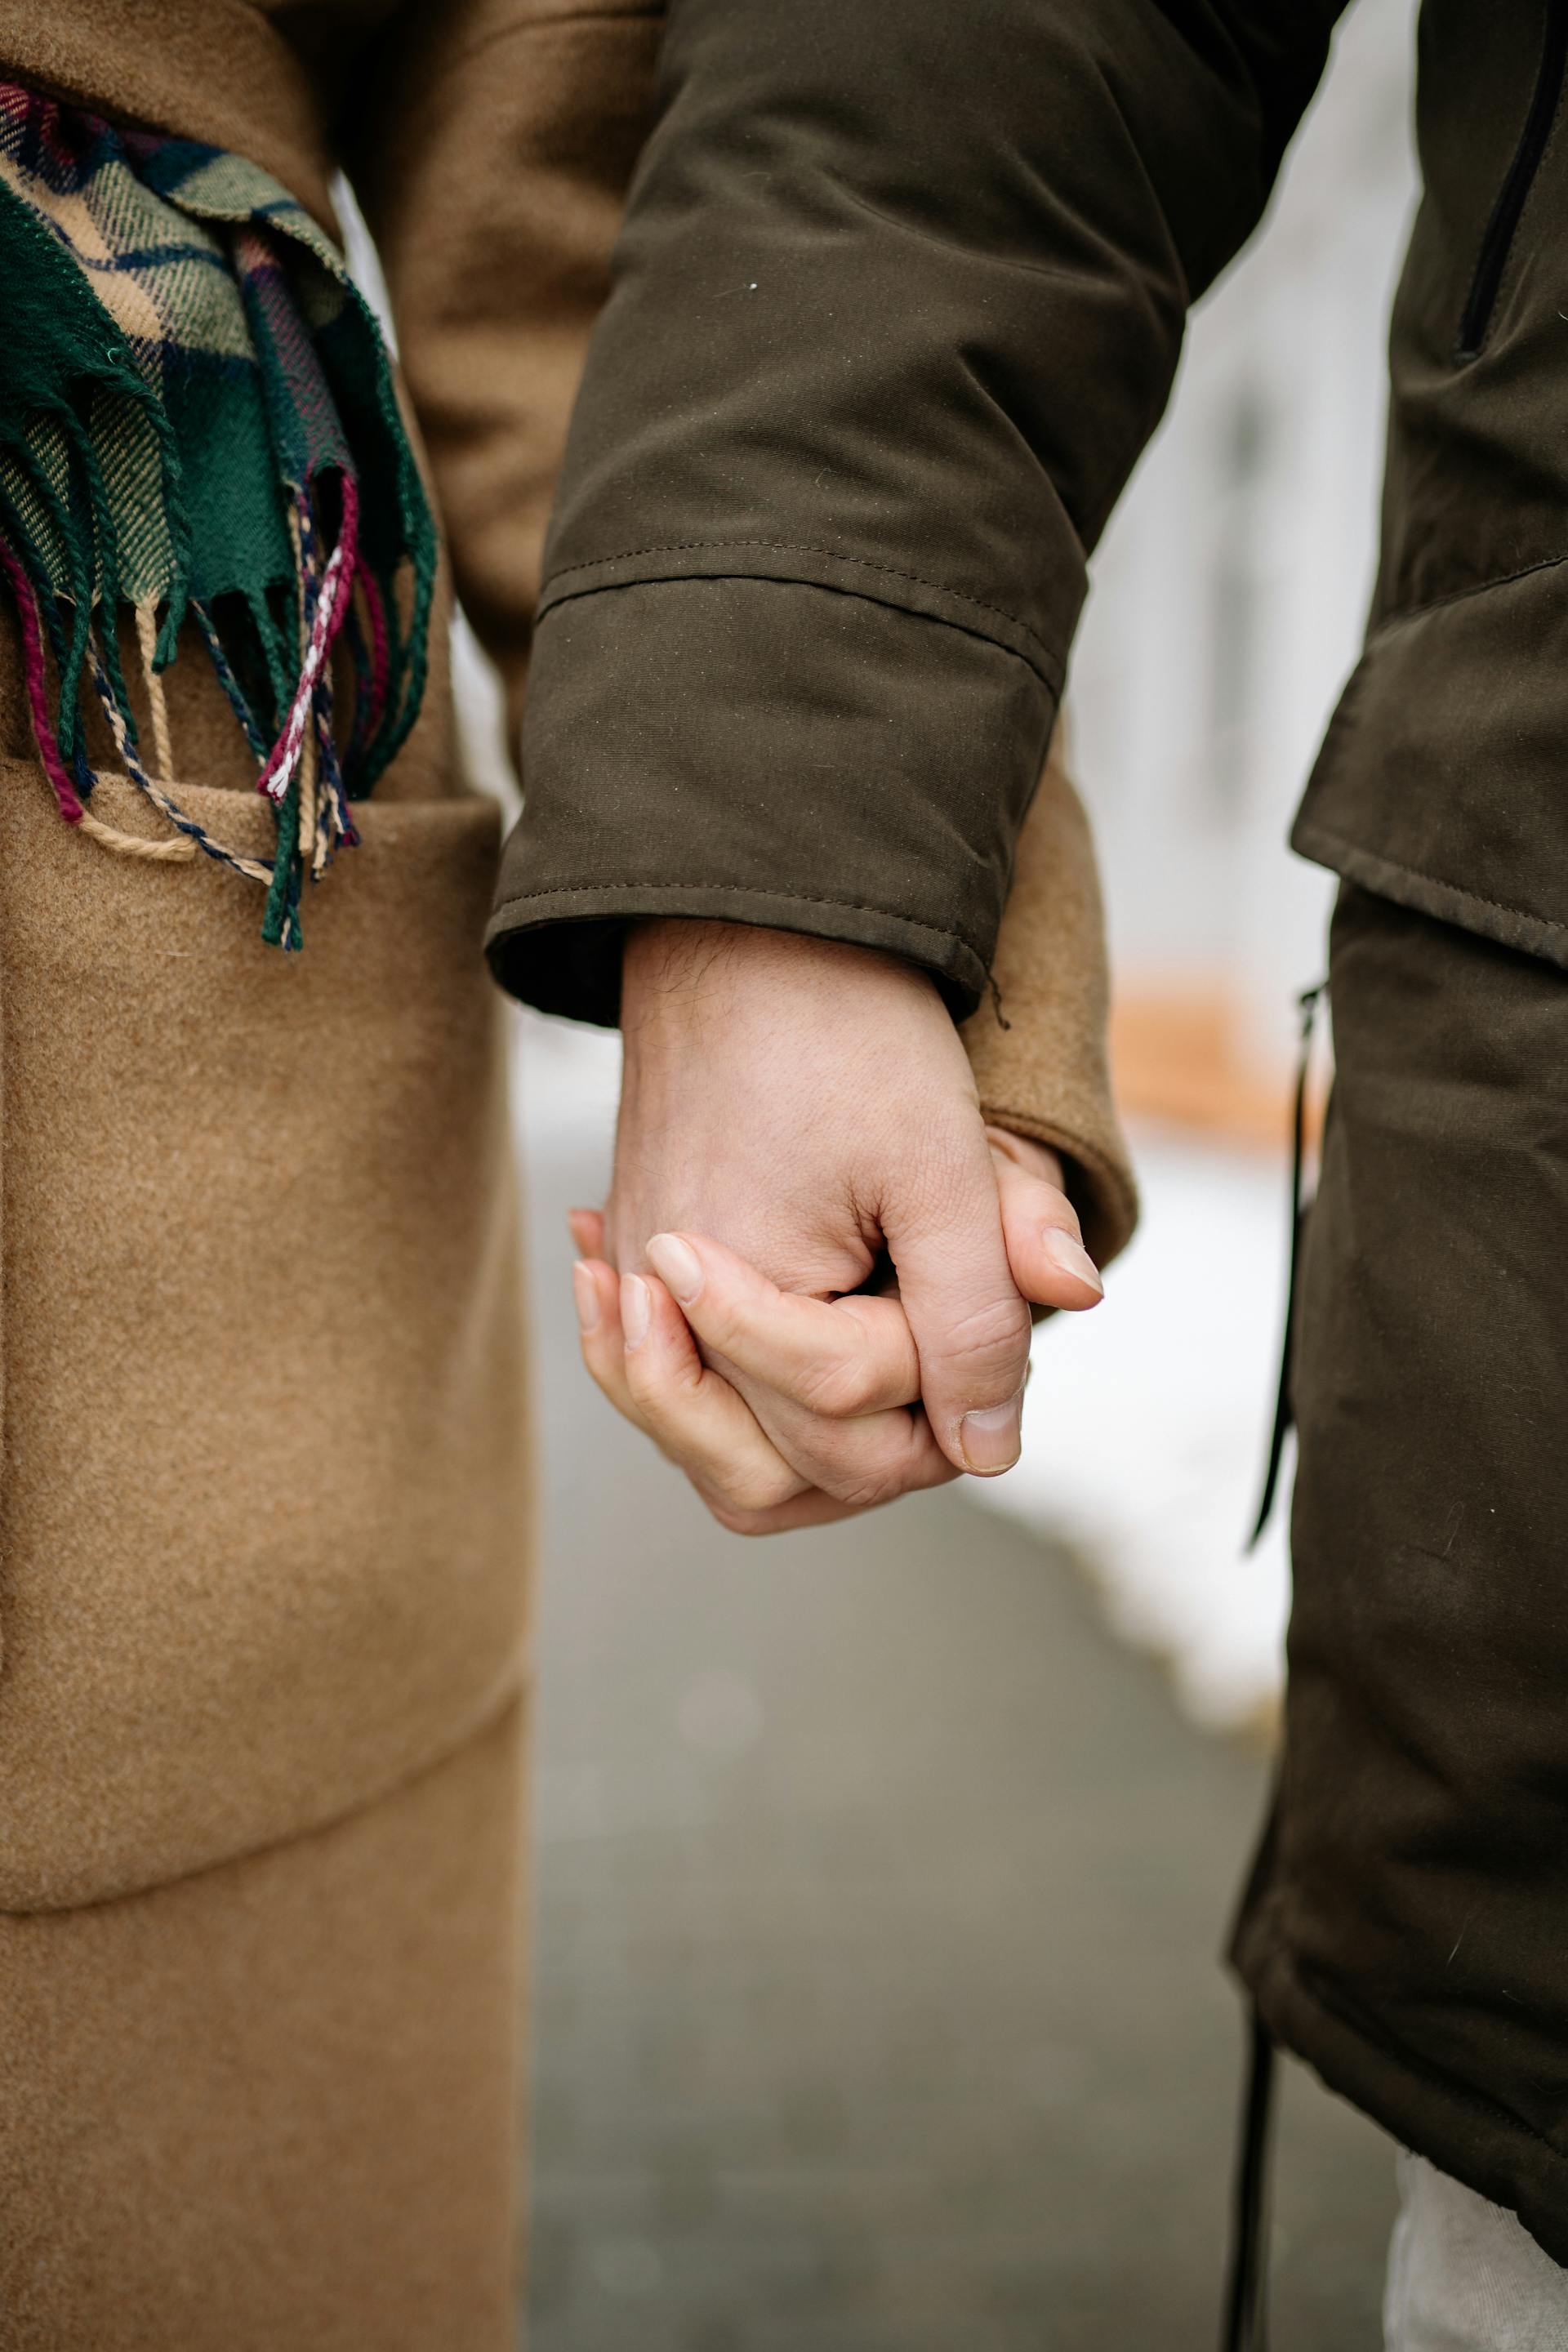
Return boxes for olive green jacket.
[495,0,1568,1023]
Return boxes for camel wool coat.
[0,4,1134,2344]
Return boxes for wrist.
[621,918,933,1039]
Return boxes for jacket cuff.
[483,571,1056,1024]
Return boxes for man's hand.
[572,919,1102,1532]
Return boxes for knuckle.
[795,1348,880,1419]
[715,1456,800,1517]
[622,1343,692,1415]
[621,1357,664,1419]
[808,1425,921,1512]
[938,1291,1032,1383]
[706,1500,779,1538]
[692,1291,743,1353]
[830,1468,908,1514]
[701,1477,797,1535]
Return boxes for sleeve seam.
[539,540,1058,672]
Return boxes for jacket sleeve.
[470,0,1346,1024]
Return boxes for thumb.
[986,1129,1104,1312]
[880,1121,1034,1477]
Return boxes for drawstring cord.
[1220,2010,1278,2352]
[1225,982,1324,2345]
[1248,982,1326,1547]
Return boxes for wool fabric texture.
[0,81,436,944]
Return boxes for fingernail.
[621,1272,651,1350]
[646,1232,703,1306]
[960,1393,1023,1475]
[572,1261,599,1335]
[1040,1227,1102,1295]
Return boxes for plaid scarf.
[0,83,438,948]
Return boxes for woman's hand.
[570,1123,1102,1537]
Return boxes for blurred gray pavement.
[522,1120,1396,2352]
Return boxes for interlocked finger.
[642,1231,920,1414]
[722,1362,958,1511]
[573,1256,807,1512]
[639,1230,958,1508]
[572,1254,909,1533]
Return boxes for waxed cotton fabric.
[498,571,1054,1023]
[488,0,1348,1022]
[1234,884,1568,2268]
[487,0,1568,1107]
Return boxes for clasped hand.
[569,920,1103,1535]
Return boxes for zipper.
[1457,0,1568,359]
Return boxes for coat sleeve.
[466,0,1346,1025]
[344,0,663,722]
[963,728,1137,1268]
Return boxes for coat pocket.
[0,766,532,1911]
[1456,0,1568,357]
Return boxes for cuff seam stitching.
[538,541,1058,675]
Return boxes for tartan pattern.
[0,82,437,947]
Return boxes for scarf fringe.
[0,115,438,950]
[0,437,417,937]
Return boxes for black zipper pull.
[1248,982,1325,1551]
